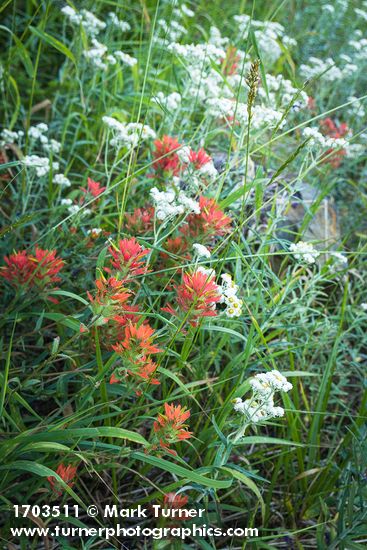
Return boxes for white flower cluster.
[61,198,72,206]
[102,116,156,149]
[83,39,137,70]
[234,370,292,423]
[114,51,137,67]
[289,241,320,264]
[258,74,308,111]
[303,127,348,151]
[0,128,24,146]
[168,42,226,66]
[219,273,243,318]
[150,186,200,222]
[22,155,59,177]
[300,56,357,82]
[156,2,194,42]
[61,6,106,36]
[173,156,218,194]
[206,98,284,130]
[53,173,71,187]
[152,92,181,112]
[67,204,91,217]
[108,12,131,32]
[233,15,296,65]
[87,227,103,238]
[28,123,61,154]
[192,243,211,259]
[158,19,187,42]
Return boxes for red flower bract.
[188,148,211,169]
[163,492,189,509]
[107,237,150,282]
[153,135,182,176]
[112,322,162,356]
[163,270,221,325]
[320,118,349,167]
[125,206,155,235]
[48,463,77,495]
[0,247,64,292]
[81,177,106,198]
[180,196,232,240]
[152,402,192,456]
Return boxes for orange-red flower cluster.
[152,135,213,178]
[87,275,131,325]
[163,269,221,326]
[125,206,155,235]
[110,322,161,392]
[180,196,232,241]
[152,402,192,456]
[153,135,182,176]
[48,463,77,496]
[0,247,64,299]
[221,45,240,76]
[81,177,106,199]
[106,237,151,282]
[320,118,349,167]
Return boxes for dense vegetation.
[0,1,366,548]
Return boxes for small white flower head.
[108,12,131,32]
[61,198,73,206]
[68,204,81,215]
[114,51,137,67]
[177,146,191,164]
[152,91,181,112]
[43,139,61,154]
[28,123,48,140]
[0,128,24,146]
[193,243,211,259]
[103,116,156,149]
[331,252,348,266]
[22,155,59,177]
[87,227,102,238]
[361,303,367,311]
[289,241,320,264]
[250,370,293,395]
[53,174,71,187]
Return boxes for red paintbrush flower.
[163,492,189,509]
[180,196,232,241]
[110,355,159,392]
[153,135,182,176]
[188,148,212,169]
[320,118,349,167]
[1,247,64,298]
[48,463,77,496]
[151,402,192,456]
[112,322,162,356]
[107,237,150,282]
[87,275,131,324]
[81,177,106,198]
[32,247,64,285]
[0,250,34,285]
[160,237,190,266]
[221,45,240,76]
[125,206,155,234]
[163,269,221,325]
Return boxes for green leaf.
[49,290,89,306]
[0,25,34,78]
[29,26,76,64]
[234,436,303,447]
[221,465,265,519]
[132,452,232,489]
